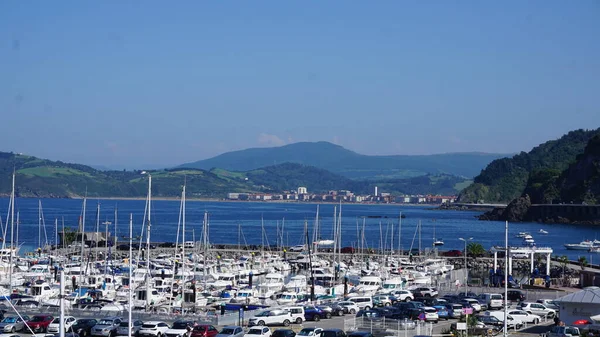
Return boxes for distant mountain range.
[0,152,471,198]
[178,141,508,179]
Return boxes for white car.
[289,245,306,252]
[338,301,360,314]
[461,298,482,312]
[244,327,271,337]
[391,290,414,302]
[164,321,195,337]
[139,322,170,337]
[518,302,556,318]
[248,309,293,327]
[423,307,439,323]
[537,299,560,310]
[507,310,542,324]
[297,328,323,337]
[48,316,77,334]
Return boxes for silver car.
[116,320,144,336]
[0,315,30,332]
[92,317,123,337]
[216,326,244,337]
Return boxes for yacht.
[516,232,531,238]
[433,239,444,246]
[565,240,595,250]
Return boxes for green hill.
[524,134,600,204]
[458,128,600,203]
[0,152,471,198]
[178,141,508,179]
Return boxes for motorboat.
[523,235,535,244]
[516,232,531,238]
[565,240,595,250]
[433,239,444,246]
[539,229,549,234]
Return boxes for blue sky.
[1,1,599,169]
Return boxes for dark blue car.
[304,305,326,321]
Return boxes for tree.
[467,242,486,257]
[557,255,569,286]
[61,227,78,247]
[578,256,588,271]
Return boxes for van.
[184,241,195,248]
[283,306,305,324]
[481,293,504,310]
[347,296,373,310]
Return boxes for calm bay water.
[0,198,596,261]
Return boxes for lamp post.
[459,237,473,295]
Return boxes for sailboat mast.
[181,182,186,311]
[146,175,152,310]
[95,203,100,262]
[398,212,402,254]
[114,206,118,249]
[128,213,133,337]
[38,200,41,250]
[80,193,87,283]
[9,171,15,293]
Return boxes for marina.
[0,179,592,337]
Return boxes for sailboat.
[432,221,444,246]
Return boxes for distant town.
[227,186,457,204]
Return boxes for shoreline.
[0,195,438,207]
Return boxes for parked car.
[442,250,463,257]
[165,321,196,337]
[296,328,323,337]
[92,317,123,337]
[475,315,503,327]
[433,305,450,320]
[271,330,296,337]
[518,302,556,318]
[304,306,327,321]
[372,295,394,307]
[506,290,525,302]
[70,318,98,337]
[139,322,170,337]
[215,326,244,337]
[26,315,55,333]
[390,290,413,302]
[506,310,542,324]
[249,310,293,327]
[547,326,580,337]
[316,304,340,318]
[48,316,77,334]
[244,327,271,337]
[346,332,374,337]
[479,293,504,310]
[0,315,29,332]
[537,299,560,311]
[190,325,219,337]
[444,303,464,319]
[289,245,306,252]
[320,330,346,337]
[320,302,345,316]
[413,287,438,298]
[117,320,144,337]
[337,301,359,314]
[422,307,439,323]
[461,298,482,312]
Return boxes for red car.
[191,325,219,337]
[442,250,462,257]
[341,247,355,254]
[27,315,54,333]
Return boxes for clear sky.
[1,1,599,169]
